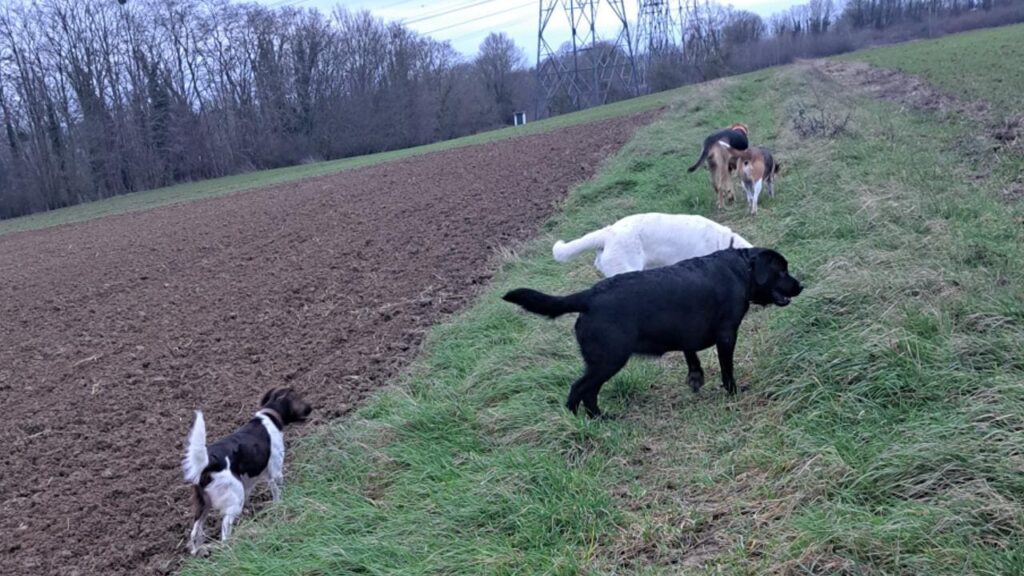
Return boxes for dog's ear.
[752,250,783,287]
[260,388,281,407]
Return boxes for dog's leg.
[711,174,722,210]
[717,169,730,209]
[189,486,209,555]
[580,388,603,418]
[268,476,283,502]
[708,157,724,211]
[767,177,775,198]
[567,355,629,418]
[683,350,704,393]
[751,179,763,215]
[190,518,207,556]
[715,335,738,394]
[219,478,245,543]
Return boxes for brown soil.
[0,111,657,576]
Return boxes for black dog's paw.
[688,373,705,393]
[739,384,751,393]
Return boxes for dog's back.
[553,212,751,276]
[687,126,749,172]
[629,213,749,266]
[740,147,778,182]
[204,419,275,481]
[737,146,779,215]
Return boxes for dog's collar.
[257,408,284,430]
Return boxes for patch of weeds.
[789,88,852,139]
[994,114,1023,153]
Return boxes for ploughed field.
[0,113,654,575]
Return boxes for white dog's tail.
[552,228,609,262]
[182,411,209,485]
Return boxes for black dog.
[503,248,802,417]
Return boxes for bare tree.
[474,32,525,125]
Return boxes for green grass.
[0,88,677,237]
[181,30,1024,575]
[839,23,1024,113]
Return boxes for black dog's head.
[260,387,313,425]
[749,249,803,307]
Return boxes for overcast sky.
[251,0,797,59]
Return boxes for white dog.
[552,213,752,277]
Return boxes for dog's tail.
[182,411,208,485]
[503,287,590,318]
[552,228,608,262]
[686,142,712,172]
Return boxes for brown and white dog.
[735,146,780,215]
[182,387,313,554]
[687,123,750,210]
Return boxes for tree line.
[637,0,1024,89]
[1,0,1021,221]
[0,0,532,219]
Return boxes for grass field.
[179,25,1024,576]
[0,89,678,237]
[839,23,1024,113]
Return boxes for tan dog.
[735,146,779,215]
[687,123,749,210]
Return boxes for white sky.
[252,0,797,60]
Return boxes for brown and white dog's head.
[259,387,313,425]
[728,122,749,135]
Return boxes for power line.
[260,0,533,44]
[267,0,419,10]
[378,0,423,9]
[266,0,314,9]
[443,10,527,43]
[421,0,534,35]
[401,0,505,26]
